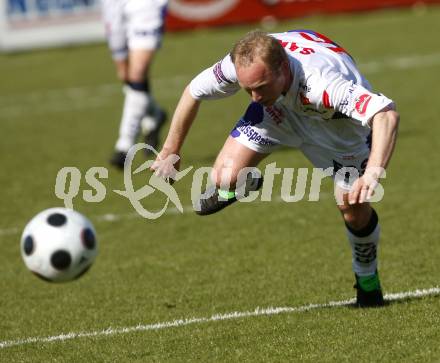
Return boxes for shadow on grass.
[345,288,440,309]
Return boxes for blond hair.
[231,30,287,73]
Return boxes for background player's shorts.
[102,0,168,60]
[230,102,371,190]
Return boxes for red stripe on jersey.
[299,32,314,41]
[322,90,331,108]
[311,31,349,54]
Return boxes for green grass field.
[1,5,440,362]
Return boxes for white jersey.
[189,30,394,156]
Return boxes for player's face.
[236,58,290,107]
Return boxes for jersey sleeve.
[189,54,241,100]
[303,66,394,126]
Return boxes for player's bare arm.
[151,85,201,178]
[349,106,400,204]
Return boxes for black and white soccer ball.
[20,208,98,282]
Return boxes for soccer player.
[102,0,168,169]
[151,30,400,307]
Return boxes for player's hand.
[150,148,181,183]
[348,167,383,204]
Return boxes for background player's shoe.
[143,109,167,153]
[354,271,385,308]
[195,175,264,216]
[109,151,127,170]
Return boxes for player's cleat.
[195,175,264,216]
[195,187,237,216]
[354,271,385,308]
[143,109,167,153]
[109,151,127,170]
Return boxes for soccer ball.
[20,208,98,282]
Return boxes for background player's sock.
[346,209,380,276]
[115,82,151,152]
[141,96,164,134]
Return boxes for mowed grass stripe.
[1,192,334,237]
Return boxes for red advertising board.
[166,0,440,31]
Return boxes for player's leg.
[127,48,167,151]
[212,136,266,188]
[109,58,135,168]
[129,0,168,154]
[102,0,134,168]
[113,49,156,157]
[111,52,154,165]
[114,59,128,82]
[111,52,156,167]
[195,136,267,215]
[195,102,288,215]
[110,0,167,168]
[335,181,384,308]
[300,141,384,307]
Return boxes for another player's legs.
[111,49,166,169]
[110,59,130,168]
[127,49,167,153]
[195,136,266,215]
[335,187,384,307]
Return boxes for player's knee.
[338,204,372,231]
[341,210,360,229]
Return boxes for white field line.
[1,286,439,350]
[0,227,20,237]
[1,52,440,119]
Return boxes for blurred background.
[2,0,440,52]
[1,1,440,360]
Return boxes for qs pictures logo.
[113,144,193,219]
[54,143,387,219]
[54,143,193,220]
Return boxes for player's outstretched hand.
[348,167,384,204]
[150,148,181,183]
